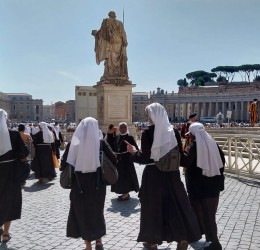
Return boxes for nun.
[32,122,56,183]
[181,122,225,250]
[125,103,201,250]
[0,109,29,244]
[66,117,117,250]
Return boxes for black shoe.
[2,233,11,244]
[95,243,104,250]
[117,194,130,201]
[204,242,222,250]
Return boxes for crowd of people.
[0,103,226,250]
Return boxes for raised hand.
[124,140,137,153]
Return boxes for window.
[83,92,86,96]
[78,92,82,96]
[89,92,92,96]
[93,93,97,96]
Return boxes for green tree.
[252,64,260,79]
[177,78,188,87]
[211,66,238,82]
[186,70,217,86]
[253,75,260,82]
[216,75,227,83]
[238,64,255,82]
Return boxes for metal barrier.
[211,134,260,179]
[61,131,260,179]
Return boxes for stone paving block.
[1,164,259,249]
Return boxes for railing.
[62,131,260,179]
[210,134,260,179]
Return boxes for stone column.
[178,102,181,121]
[209,102,212,117]
[222,102,225,115]
[190,102,194,114]
[234,101,238,121]
[241,101,244,121]
[215,101,218,116]
[203,102,206,117]
[247,101,250,121]
[183,102,187,121]
[197,102,200,119]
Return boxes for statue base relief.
[94,80,136,133]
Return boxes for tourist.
[180,113,197,175]
[54,122,64,156]
[181,122,225,250]
[125,103,201,250]
[111,122,139,201]
[105,124,117,150]
[66,117,117,250]
[18,123,32,186]
[0,109,29,244]
[31,122,56,183]
[18,124,33,145]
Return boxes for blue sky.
[1,0,259,105]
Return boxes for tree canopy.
[177,64,260,87]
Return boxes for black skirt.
[137,165,201,245]
[32,144,56,179]
[66,171,106,241]
[111,157,139,194]
[0,161,22,225]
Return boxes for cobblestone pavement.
[1,164,259,250]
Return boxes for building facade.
[0,92,11,115]
[42,104,56,122]
[5,93,43,122]
[65,100,75,123]
[75,86,97,124]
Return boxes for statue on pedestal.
[92,11,129,84]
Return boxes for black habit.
[131,125,201,245]
[31,131,56,180]
[0,130,29,225]
[111,134,139,194]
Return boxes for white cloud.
[57,71,80,82]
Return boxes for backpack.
[154,146,180,172]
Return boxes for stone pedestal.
[94,80,136,133]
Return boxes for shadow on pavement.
[23,182,54,192]
[107,197,140,217]
[0,243,17,250]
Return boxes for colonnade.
[170,99,254,122]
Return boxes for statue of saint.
[92,11,129,83]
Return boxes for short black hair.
[189,113,197,119]
[108,124,114,130]
[18,124,25,132]
[254,98,258,101]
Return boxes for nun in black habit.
[31,122,56,183]
[111,122,139,201]
[125,103,201,250]
[181,122,225,250]
[66,117,117,250]
[0,109,29,244]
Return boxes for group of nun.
[0,103,224,250]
